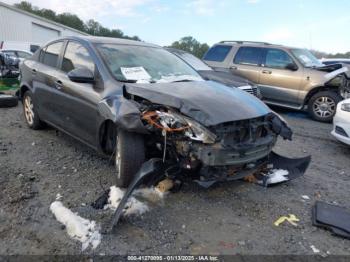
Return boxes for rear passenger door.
[230,47,263,83]
[33,41,65,124]
[259,48,303,105]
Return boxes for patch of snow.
[301,195,310,200]
[50,201,101,251]
[266,169,289,184]
[56,193,62,200]
[104,186,149,217]
[310,245,320,253]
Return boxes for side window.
[17,51,32,59]
[62,42,95,73]
[203,45,232,62]
[264,49,294,69]
[42,42,63,67]
[234,47,263,66]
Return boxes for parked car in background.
[0,40,41,54]
[321,58,350,66]
[19,36,295,188]
[1,49,32,62]
[331,98,350,145]
[203,41,350,122]
[165,47,261,98]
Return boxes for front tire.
[308,91,342,122]
[115,129,145,188]
[22,90,44,129]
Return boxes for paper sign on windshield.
[120,67,151,81]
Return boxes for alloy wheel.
[24,95,34,125]
[313,96,336,118]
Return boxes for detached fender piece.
[98,96,148,134]
[105,158,165,233]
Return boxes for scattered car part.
[165,47,261,98]
[156,178,174,192]
[331,98,350,145]
[0,93,18,108]
[203,41,350,122]
[274,214,299,227]
[312,201,350,239]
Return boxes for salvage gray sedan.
[19,36,308,188]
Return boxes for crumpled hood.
[316,63,350,79]
[124,80,271,126]
[197,70,253,87]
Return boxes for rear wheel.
[22,90,44,129]
[115,129,145,188]
[308,91,342,122]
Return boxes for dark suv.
[19,36,298,187]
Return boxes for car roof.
[52,36,160,48]
[213,40,296,50]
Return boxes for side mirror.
[67,68,94,83]
[285,63,298,71]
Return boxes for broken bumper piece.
[194,151,311,188]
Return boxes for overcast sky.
[3,0,349,54]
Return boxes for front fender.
[98,96,148,134]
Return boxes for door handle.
[54,80,63,90]
[262,70,272,74]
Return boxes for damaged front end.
[317,63,350,99]
[100,81,311,230]
[139,106,305,187]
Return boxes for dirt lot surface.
[0,104,350,256]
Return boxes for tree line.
[14,1,140,40]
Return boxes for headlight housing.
[142,110,216,144]
[341,103,350,112]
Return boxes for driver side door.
[54,41,101,146]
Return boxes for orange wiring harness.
[141,111,190,132]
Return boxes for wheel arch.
[19,84,30,100]
[98,119,117,155]
[303,85,339,106]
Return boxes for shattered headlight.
[341,103,350,112]
[142,110,216,144]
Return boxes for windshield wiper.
[117,79,137,83]
[171,79,195,83]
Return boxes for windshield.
[173,51,212,71]
[97,44,202,83]
[291,49,324,68]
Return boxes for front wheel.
[115,129,145,188]
[308,91,342,122]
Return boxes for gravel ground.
[0,104,349,256]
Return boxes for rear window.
[203,45,232,62]
[234,47,263,66]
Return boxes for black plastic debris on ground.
[312,201,350,239]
